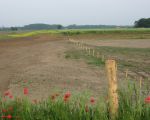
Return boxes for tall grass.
[0,81,150,120]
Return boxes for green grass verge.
[65,46,150,74]
[0,82,150,120]
[65,49,105,67]
[95,46,150,73]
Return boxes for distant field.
[0,28,150,40]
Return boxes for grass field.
[1,28,150,40]
[65,46,150,78]
[0,29,150,119]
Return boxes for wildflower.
[51,95,56,100]
[63,91,71,102]
[9,95,13,99]
[1,116,6,118]
[24,80,27,83]
[90,97,95,104]
[64,91,71,99]
[2,109,7,113]
[4,91,10,96]
[7,115,12,119]
[145,96,150,103]
[8,107,13,111]
[64,97,68,102]
[24,88,29,95]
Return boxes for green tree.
[10,27,18,31]
[134,18,150,28]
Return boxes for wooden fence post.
[102,55,105,62]
[125,69,128,80]
[139,76,142,89]
[88,48,91,55]
[86,47,88,52]
[106,59,119,119]
[93,49,95,57]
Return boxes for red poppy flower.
[8,107,13,111]
[145,96,150,103]
[7,115,12,119]
[1,116,6,118]
[24,80,27,83]
[24,88,28,95]
[63,91,71,102]
[64,97,68,102]
[9,95,13,99]
[4,91,10,96]
[2,109,7,113]
[64,91,71,99]
[90,97,95,104]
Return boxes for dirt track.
[0,35,107,100]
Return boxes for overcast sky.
[0,0,150,27]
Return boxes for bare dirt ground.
[0,35,149,101]
[0,35,107,100]
[81,39,150,48]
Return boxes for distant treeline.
[0,24,131,31]
[134,18,150,28]
[1,17,150,31]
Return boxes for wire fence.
[68,38,150,94]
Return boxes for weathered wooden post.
[139,76,142,89]
[81,43,83,49]
[93,49,95,57]
[81,43,82,49]
[82,44,84,50]
[102,55,105,62]
[125,69,128,80]
[86,47,88,52]
[74,40,76,45]
[106,59,119,119]
[76,42,78,46]
[67,32,70,41]
[88,48,91,55]
[79,43,81,48]
[139,76,142,96]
